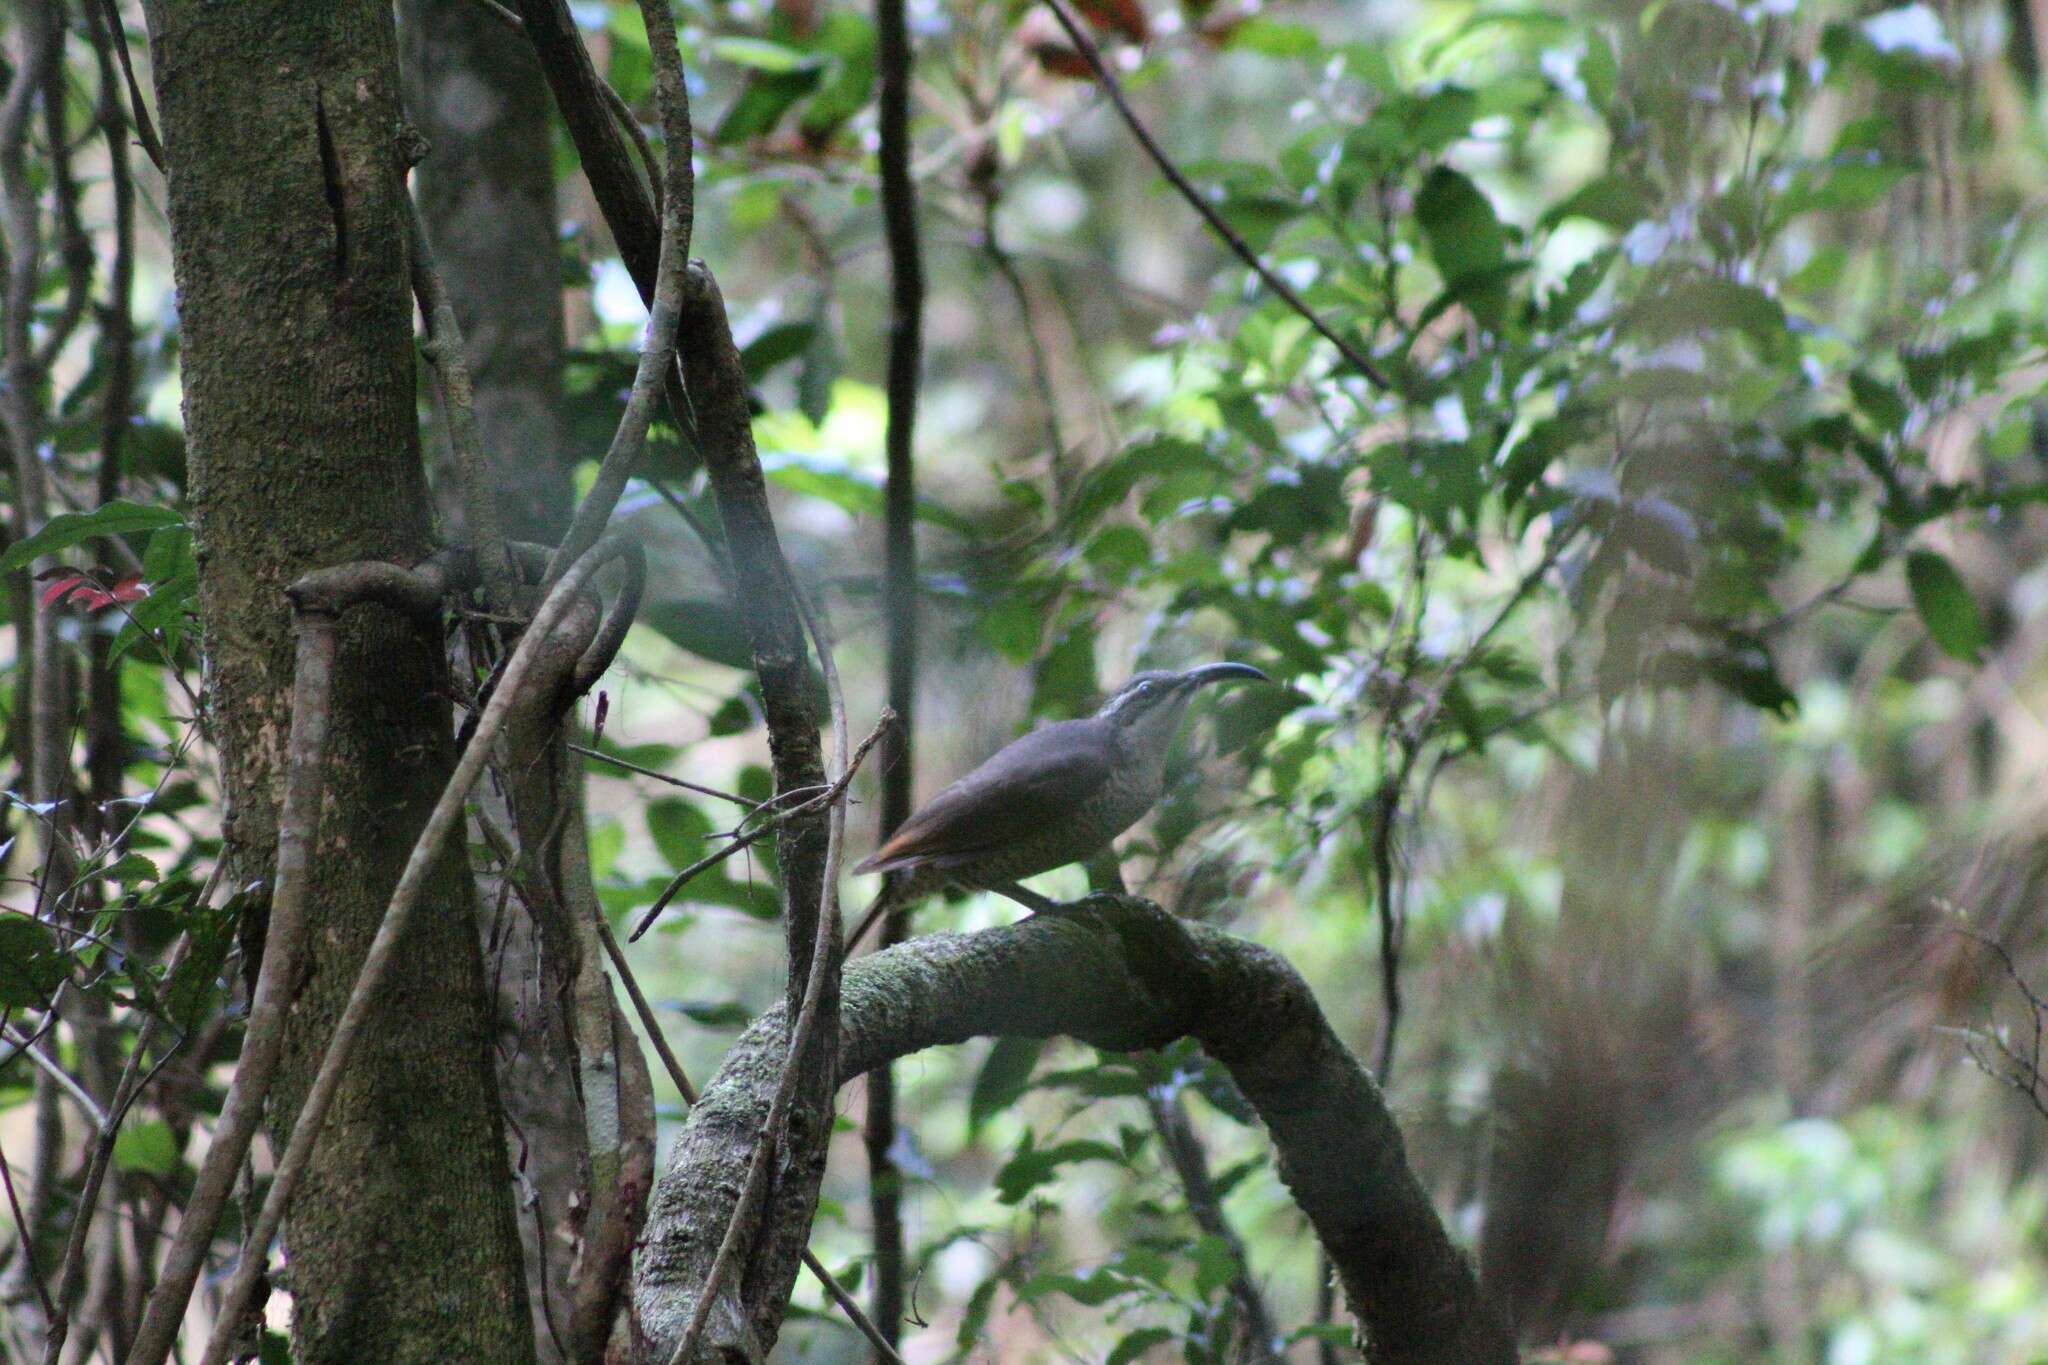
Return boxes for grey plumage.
[854,662,1268,910]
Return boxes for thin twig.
[40,930,198,1365]
[3,1033,107,1130]
[1038,0,1392,392]
[626,715,890,942]
[192,540,639,1365]
[88,0,163,171]
[568,742,764,810]
[1145,1090,1283,1363]
[868,0,923,1335]
[0,1121,53,1320]
[407,199,517,607]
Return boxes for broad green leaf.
[1416,167,1505,285]
[738,322,816,380]
[968,1036,1045,1132]
[994,1137,1122,1204]
[1107,1328,1174,1365]
[0,501,183,573]
[0,918,67,1008]
[1226,18,1321,58]
[710,37,821,74]
[113,1120,181,1176]
[1905,550,1988,663]
[759,454,973,534]
[647,798,716,867]
[1415,167,1508,327]
[1849,371,1910,434]
[1540,174,1654,231]
[672,999,752,1028]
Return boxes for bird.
[846,662,1269,949]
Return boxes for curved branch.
[636,895,1516,1365]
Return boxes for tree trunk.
[401,0,572,542]
[143,3,534,1359]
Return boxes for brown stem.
[88,0,164,171]
[866,0,923,1344]
[407,200,518,606]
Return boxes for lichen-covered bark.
[636,896,1518,1365]
[143,4,533,1359]
[401,0,571,542]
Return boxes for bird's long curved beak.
[1180,661,1270,690]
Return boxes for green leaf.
[1628,277,1789,356]
[1849,371,1910,434]
[1226,18,1322,58]
[647,798,715,867]
[1539,174,1655,231]
[113,1120,181,1176]
[1581,30,1619,109]
[710,37,822,74]
[759,454,973,534]
[0,918,67,1008]
[101,853,160,885]
[1415,167,1507,326]
[1192,1235,1240,1299]
[1083,526,1152,579]
[1416,167,1505,284]
[640,597,758,671]
[738,322,816,380]
[1905,549,1988,663]
[1015,1267,1146,1307]
[800,13,878,136]
[0,501,183,573]
[672,999,752,1028]
[1107,1328,1175,1365]
[994,1136,1122,1204]
[968,1036,1045,1132]
[714,71,823,145]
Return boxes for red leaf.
[1074,0,1150,43]
[40,575,84,609]
[108,575,147,604]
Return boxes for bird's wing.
[854,720,1113,875]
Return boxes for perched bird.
[848,662,1269,947]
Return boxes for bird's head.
[1096,662,1270,756]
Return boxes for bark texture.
[635,895,1518,1365]
[143,4,533,1359]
